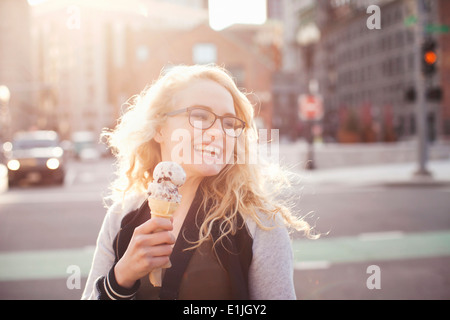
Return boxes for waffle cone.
[148,198,179,218]
[147,197,178,287]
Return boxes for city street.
[0,153,449,299]
[2,0,450,302]
[0,158,112,299]
[292,182,450,299]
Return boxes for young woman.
[82,64,316,300]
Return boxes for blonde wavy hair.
[102,64,317,250]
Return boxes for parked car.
[6,130,65,185]
[71,131,101,161]
[0,140,7,192]
[0,163,7,192]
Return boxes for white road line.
[64,168,77,187]
[0,192,102,204]
[294,260,331,270]
[299,186,387,195]
[357,231,405,241]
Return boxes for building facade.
[0,0,34,140]
[437,0,450,138]
[107,23,276,131]
[26,0,280,141]
[276,0,449,142]
[30,0,209,139]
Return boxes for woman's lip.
[193,144,223,157]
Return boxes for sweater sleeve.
[81,201,123,300]
[247,214,297,300]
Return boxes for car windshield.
[13,139,58,150]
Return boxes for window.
[408,53,415,71]
[396,31,404,47]
[136,45,149,62]
[192,43,217,65]
[227,66,245,88]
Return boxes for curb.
[379,181,450,188]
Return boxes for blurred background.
[0,0,449,299]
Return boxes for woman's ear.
[154,126,164,144]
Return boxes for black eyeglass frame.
[164,106,246,138]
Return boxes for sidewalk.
[296,159,450,187]
[277,140,450,187]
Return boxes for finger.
[148,256,171,270]
[134,231,175,248]
[147,244,173,258]
[135,217,173,235]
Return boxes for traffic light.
[422,38,437,76]
[426,87,443,102]
[405,87,416,102]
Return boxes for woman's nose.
[204,119,223,140]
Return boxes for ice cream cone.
[148,198,179,218]
[148,198,179,287]
[146,162,185,287]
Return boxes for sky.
[27,0,268,31]
[208,0,267,30]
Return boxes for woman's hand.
[114,217,175,289]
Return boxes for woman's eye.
[223,119,236,129]
[191,111,209,120]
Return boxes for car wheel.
[8,179,16,187]
[56,175,64,185]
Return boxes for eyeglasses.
[164,106,246,138]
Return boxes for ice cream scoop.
[147,161,186,204]
[147,161,186,286]
[153,161,186,187]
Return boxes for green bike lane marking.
[293,230,450,269]
[1,230,450,281]
[0,246,95,281]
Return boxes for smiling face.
[155,79,237,181]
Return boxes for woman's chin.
[184,154,228,178]
[190,162,225,178]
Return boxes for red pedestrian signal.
[424,51,437,65]
[422,38,437,76]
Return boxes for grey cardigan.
[81,192,296,300]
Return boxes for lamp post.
[413,0,432,178]
[296,19,321,170]
[0,85,11,142]
[298,86,324,170]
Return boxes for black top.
[96,188,253,300]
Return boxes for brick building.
[108,23,276,131]
[0,0,34,139]
[277,0,450,142]
[29,0,278,139]
[437,0,450,137]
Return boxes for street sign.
[404,16,449,34]
[404,15,417,27]
[298,94,324,121]
[425,24,450,34]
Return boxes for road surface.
[0,158,449,299]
